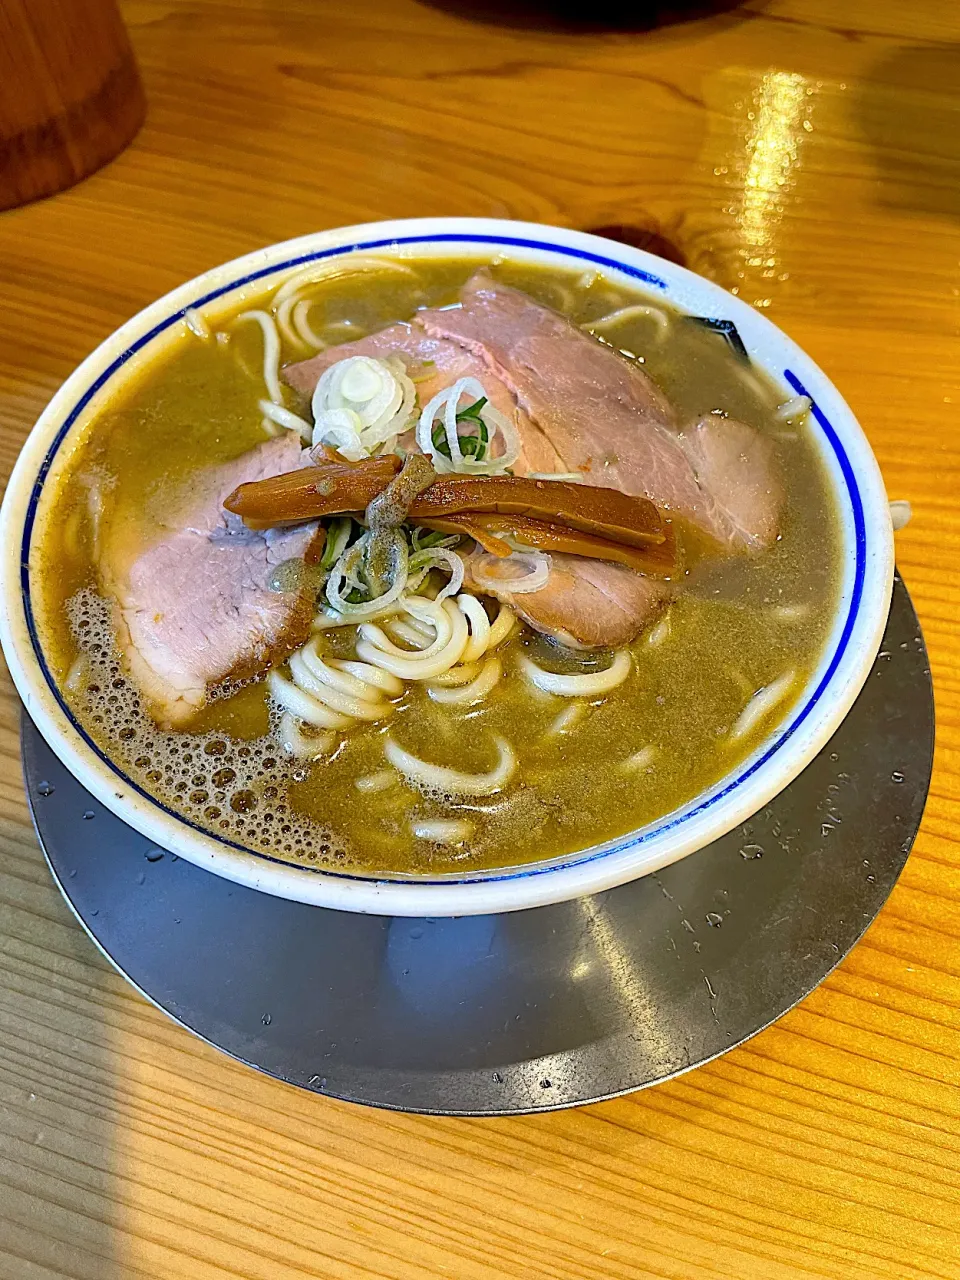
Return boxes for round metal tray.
[23,574,933,1115]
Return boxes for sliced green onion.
[412,527,460,551]
[325,529,411,618]
[407,547,465,601]
[431,422,452,459]
[456,396,488,424]
[431,398,491,461]
[320,517,353,571]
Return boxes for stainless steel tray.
[23,574,933,1115]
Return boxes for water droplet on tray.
[706,912,723,927]
[145,848,164,862]
[82,810,95,820]
[739,843,764,859]
[891,771,904,784]
[261,1013,272,1026]
[37,781,54,797]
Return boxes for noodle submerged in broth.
[33,256,842,875]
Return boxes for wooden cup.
[0,0,146,212]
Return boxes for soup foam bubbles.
[66,589,352,868]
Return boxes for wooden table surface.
[2,1,959,1276]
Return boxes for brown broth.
[31,256,842,875]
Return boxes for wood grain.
[1,0,959,1276]
[0,0,145,212]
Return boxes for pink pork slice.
[282,320,541,449]
[283,314,672,647]
[677,415,781,552]
[465,552,667,649]
[417,273,782,553]
[101,435,321,728]
[282,282,781,645]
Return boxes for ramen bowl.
[0,218,894,915]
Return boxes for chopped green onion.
[429,396,490,462]
[325,528,411,618]
[320,517,353,571]
[412,526,459,550]
[456,396,487,424]
[431,422,451,459]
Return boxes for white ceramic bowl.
[0,218,893,915]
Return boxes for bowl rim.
[0,216,894,915]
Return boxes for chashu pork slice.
[101,435,322,728]
[465,551,668,650]
[282,320,538,446]
[280,275,780,647]
[417,273,782,552]
[286,274,782,554]
[284,319,671,648]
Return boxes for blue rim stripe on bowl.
[19,236,864,886]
